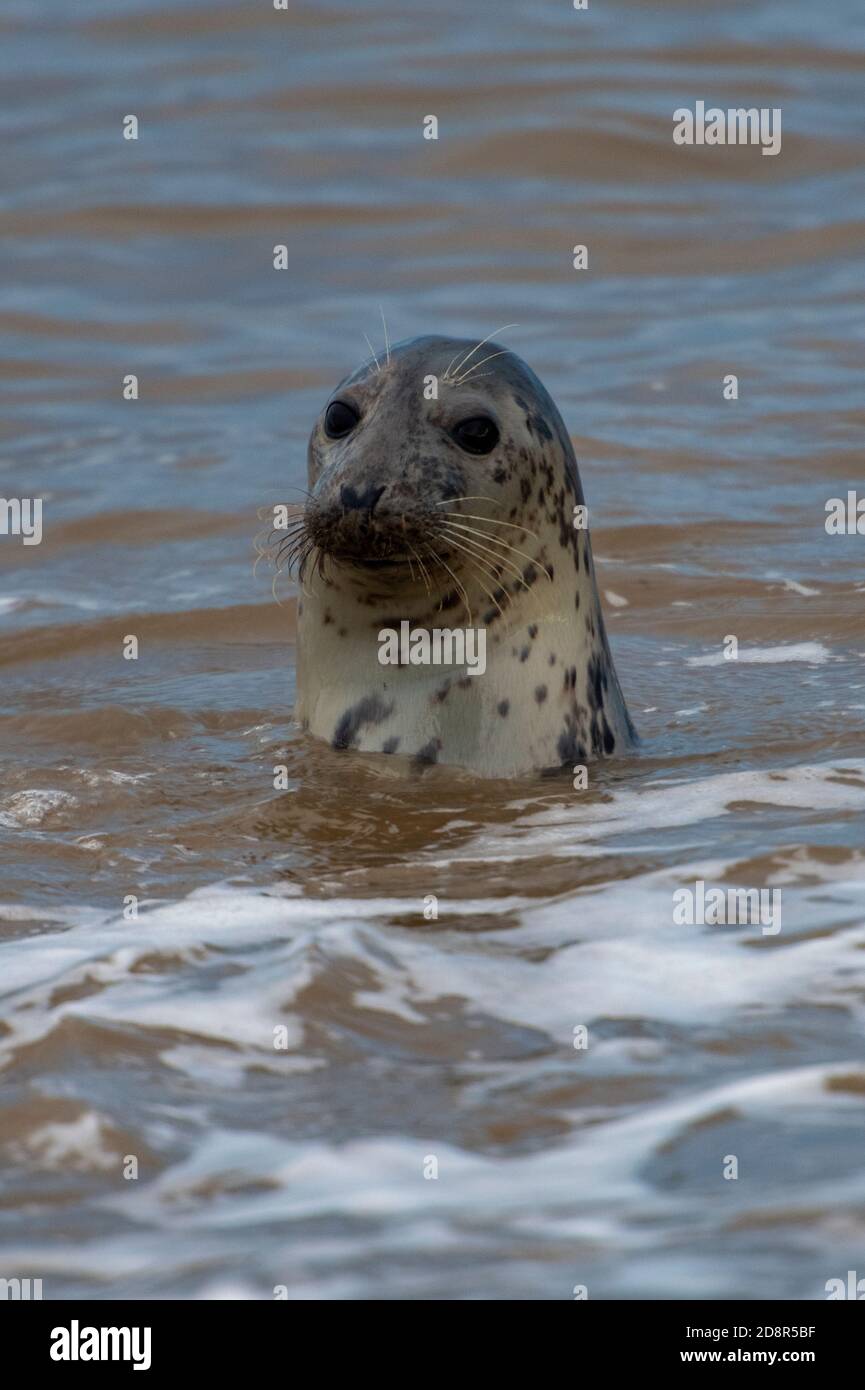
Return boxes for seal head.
[293,334,635,777]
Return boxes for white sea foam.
[688,642,830,666]
[0,788,79,827]
[2,755,864,1298]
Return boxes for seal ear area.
[449,415,500,456]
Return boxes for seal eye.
[324,400,359,439]
[452,416,499,456]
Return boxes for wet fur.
[294,335,635,777]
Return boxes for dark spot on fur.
[557,727,586,765]
[332,696,394,750]
[548,653,556,665]
[493,467,506,484]
[528,624,538,639]
[535,685,547,704]
[530,412,554,443]
[413,738,441,767]
[587,654,606,713]
[497,699,510,717]
[382,736,400,754]
[519,646,530,662]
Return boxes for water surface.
[1,0,864,1300]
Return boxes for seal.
[287,334,635,778]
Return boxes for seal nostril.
[340,484,386,516]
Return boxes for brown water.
[1,0,864,1300]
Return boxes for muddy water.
[1,0,864,1300]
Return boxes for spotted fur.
[294,335,635,777]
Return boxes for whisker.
[379,305,390,365]
[442,520,552,578]
[422,544,473,622]
[363,333,381,373]
[436,495,498,506]
[301,542,321,591]
[440,528,527,591]
[257,513,321,601]
[255,513,306,539]
[256,491,311,520]
[273,534,307,568]
[445,324,519,382]
[439,510,542,540]
[418,550,436,594]
[271,524,308,550]
[452,349,512,385]
[297,542,312,580]
[254,520,308,579]
[445,528,511,583]
[408,542,431,596]
[440,534,507,616]
[440,525,529,590]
